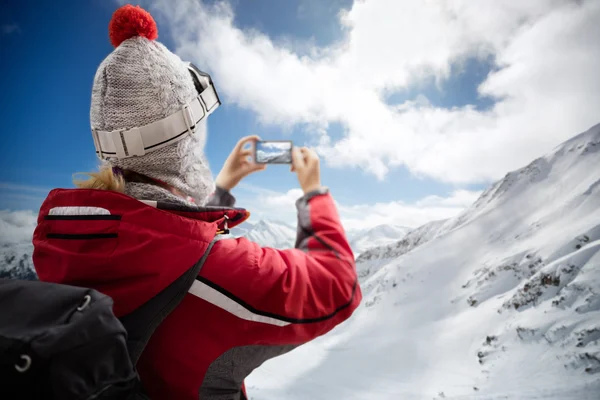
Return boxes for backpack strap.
[119,237,218,365]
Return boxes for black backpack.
[0,239,216,400]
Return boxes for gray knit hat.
[90,4,214,205]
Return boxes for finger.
[252,163,267,172]
[240,148,254,157]
[300,146,314,157]
[239,135,261,145]
[240,155,258,167]
[302,147,318,165]
[291,147,304,171]
[299,147,311,158]
[301,147,315,165]
[241,157,265,168]
[237,135,261,151]
[298,147,312,166]
[241,161,266,173]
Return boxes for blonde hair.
[73,166,125,193]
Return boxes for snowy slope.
[348,224,412,257]
[240,219,297,249]
[246,123,600,400]
[226,219,297,249]
[355,219,447,283]
[0,210,37,280]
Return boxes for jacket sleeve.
[204,186,236,207]
[197,187,362,344]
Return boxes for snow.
[348,224,412,257]
[226,219,297,249]
[0,210,36,280]
[228,220,410,254]
[245,123,600,399]
[3,123,600,399]
[256,149,292,163]
[241,219,297,249]
[355,219,447,284]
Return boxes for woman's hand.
[291,146,322,194]
[215,135,266,191]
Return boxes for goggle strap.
[92,86,219,160]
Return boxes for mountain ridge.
[246,122,600,399]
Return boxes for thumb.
[248,162,267,173]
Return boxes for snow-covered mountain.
[3,123,600,399]
[228,219,297,249]
[355,219,447,281]
[348,224,412,257]
[246,123,600,399]
[0,210,37,280]
[228,220,410,254]
[256,149,292,164]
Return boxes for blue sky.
[2,0,596,229]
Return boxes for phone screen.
[255,140,293,164]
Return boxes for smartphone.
[254,140,293,164]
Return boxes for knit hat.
[90,4,215,205]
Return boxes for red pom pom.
[109,4,158,47]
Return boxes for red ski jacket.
[32,186,361,400]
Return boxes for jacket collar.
[39,188,250,232]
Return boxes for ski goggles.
[92,62,221,160]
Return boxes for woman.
[32,5,361,400]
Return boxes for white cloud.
[235,183,303,224]
[235,183,479,230]
[260,141,292,151]
[262,188,305,207]
[0,210,36,244]
[416,189,482,208]
[337,189,482,231]
[142,0,600,185]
